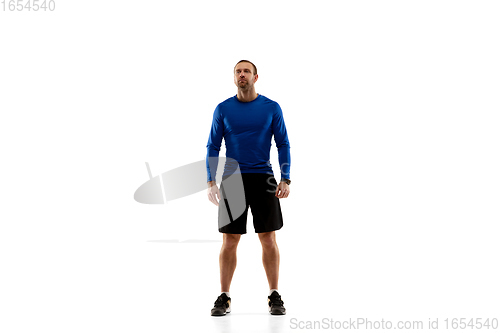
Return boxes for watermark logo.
[134,157,247,227]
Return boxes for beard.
[237,80,250,89]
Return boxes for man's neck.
[236,89,259,103]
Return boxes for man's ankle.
[269,289,278,296]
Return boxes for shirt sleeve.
[206,105,224,182]
[271,103,291,180]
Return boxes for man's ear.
[254,74,259,83]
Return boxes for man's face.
[234,62,258,90]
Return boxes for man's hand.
[275,182,290,198]
[207,181,221,206]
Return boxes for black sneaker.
[211,293,231,316]
[268,291,286,315]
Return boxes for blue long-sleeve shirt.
[206,94,291,182]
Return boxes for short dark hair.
[234,60,257,75]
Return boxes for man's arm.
[206,106,224,206]
[206,105,224,183]
[271,103,291,181]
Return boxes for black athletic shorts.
[218,173,284,234]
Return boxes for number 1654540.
[1,0,56,11]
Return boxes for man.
[206,60,291,316]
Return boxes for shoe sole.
[269,307,286,315]
[211,313,227,316]
[211,306,231,316]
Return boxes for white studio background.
[1,1,499,332]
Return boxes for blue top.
[206,94,291,182]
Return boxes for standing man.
[206,60,291,316]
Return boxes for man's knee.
[258,231,276,248]
[223,233,241,249]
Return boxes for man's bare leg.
[220,233,241,292]
[258,231,279,290]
